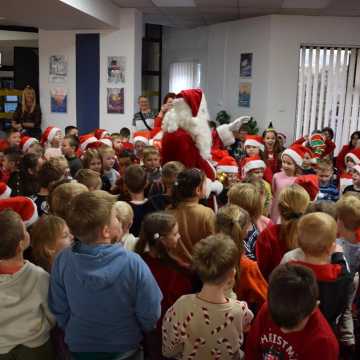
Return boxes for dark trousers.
[0,339,55,360]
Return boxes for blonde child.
[114,201,137,251]
[162,233,253,360]
[41,126,63,159]
[167,168,215,267]
[31,215,73,272]
[343,164,360,194]
[270,144,307,223]
[316,159,339,201]
[228,182,272,260]
[75,169,102,191]
[98,146,119,188]
[143,146,161,187]
[216,204,268,311]
[0,209,56,358]
[48,156,71,179]
[256,184,310,280]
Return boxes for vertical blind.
[169,62,201,94]
[295,46,360,152]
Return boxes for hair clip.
[154,233,160,240]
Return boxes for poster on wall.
[107,88,124,114]
[49,55,68,83]
[50,87,67,113]
[107,56,126,83]
[238,82,251,108]
[240,53,253,78]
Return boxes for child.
[64,126,79,137]
[61,135,82,178]
[270,144,306,223]
[120,127,134,151]
[114,201,137,251]
[143,146,161,188]
[167,168,215,267]
[216,204,268,312]
[133,135,148,164]
[2,148,22,195]
[18,153,43,197]
[31,161,64,216]
[124,164,156,237]
[340,148,360,193]
[48,156,71,180]
[256,184,310,280]
[344,164,360,194]
[135,212,194,360]
[162,233,253,359]
[20,135,39,154]
[284,213,354,345]
[0,129,21,152]
[245,264,339,359]
[262,124,282,174]
[31,214,73,272]
[302,148,316,174]
[41,126,63,159]
[82,148,111,192]
[98,146,119,188]
[49,191,162,358]
[75,169,102,191]
[316,158,339,201]
[0,209,55,358]
[228,182,272,260]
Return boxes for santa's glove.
[205,178,224,198]
[228,116,251,132]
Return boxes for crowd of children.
[0,98,360,360]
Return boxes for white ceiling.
[111,0,360,28]
[0,0,359,30]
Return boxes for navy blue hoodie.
[49,241,162,353]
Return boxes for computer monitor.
[4,102,18,113]
[5,95,18,102]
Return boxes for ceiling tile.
[327,0,360,10]
[238,0,283,8]
[144,14,172,25]
[159,6,201,15]
[139,7,162,14]
[111,0,154,7]
[194,0,238,8]
[282,0,331,9]
[198,7,239,15]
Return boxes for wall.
[38,8,142,133]
[162,15,360,142]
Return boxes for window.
[295,46,360,151]
[169,62,201,94]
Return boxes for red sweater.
[256,224,288,280]
[245,303,339,360]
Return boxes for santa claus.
[161,88,222,195]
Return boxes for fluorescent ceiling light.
[282,0,331,9]
[152,0,196,7]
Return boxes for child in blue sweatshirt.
[316,159,339,202]
[49,190,162,360]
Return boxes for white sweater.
[0,261,55,354]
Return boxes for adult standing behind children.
[132,96,157,131]
[48,191,162,360]
[12,86,42,139]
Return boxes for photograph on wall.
[107,88,124,114]
[50,87,67,113]
[49,55,68,83]
[107,56,126,84]
[238,82,251,108]
[240,53,253,78]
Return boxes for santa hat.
[244,135,265,152]
[0,196,38,227]
[353,165,360,175]
[99,137,113,147]
[212,149,230,163]
[216,156,238,173]
[20,136,39,153]
[345,148,360,165]
[133,131,150,145]
[94,129,110,140]
[295,175,319,201]
[282,144,308,167]
[242,156,266,176]
[162,88,212,160]
[0,182,11,199]
[79,134,98,152]
[40,126,61,145]
[216,116,251,147]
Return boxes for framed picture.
[240,53,253,78]
[49,55,67,83]
[50,87,67,113]
[107,56,126,84]
[107,88,124,114]
[238,82,251,108]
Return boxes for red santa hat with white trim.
[0,196,38,227]
[79,134,98,152]
[20,136,39,153]
[40,126,61,145]
[133,131,150,145]
[353,164,360,175]
[0,182,12,199]
[242,156,266,176]
[345,148,360,165]
[94,129,111,140]
[244,135,265,152]
[295,174,319,201]
[216,156,238,174]
[282,144,308,167]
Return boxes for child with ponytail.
[168,168,215,266]
[256,184,310,280]
[216,204,268,312]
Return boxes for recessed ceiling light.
[152,0,196,7]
